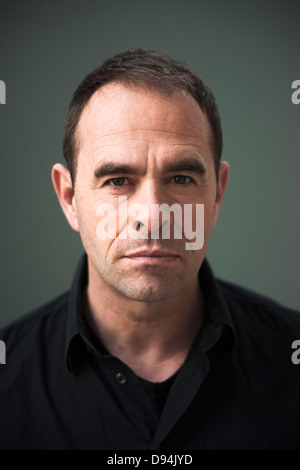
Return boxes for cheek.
[76,191,115,237]
[80,219,115,263]
[203,191,217,227]
[74,197,104,253]
[77,203,97,236]
[204,204,214,230]
[188,197,215,235]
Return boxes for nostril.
[134,221,146,231]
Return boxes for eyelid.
[172,174,194,182]
[104,176,130,188]
[105,176,128,182]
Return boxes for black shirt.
[0,254,300,450]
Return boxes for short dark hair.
[63,49,223,186]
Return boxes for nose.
[127,180,172,240]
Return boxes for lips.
[126,249,178,258]
[124,249,179,265]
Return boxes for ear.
[51,163,79,232]
[212,161,230,228]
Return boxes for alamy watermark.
[0,80,6,104]
[291,80,300,105]
[96,197,204,250]
[291,340,300,365]
[0,340,6,364]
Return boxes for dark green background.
[1,0,299,327]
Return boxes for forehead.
[76,82,212,160]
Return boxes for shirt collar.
[65,253,89,373]
[65,253,237,373]
[198,259,237,354]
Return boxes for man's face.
[69,83,228,303]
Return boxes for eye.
[173,175,191,184]
[108,177,127,187]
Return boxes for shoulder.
[0,291,70,391]
[217,278,300,361]
[0,291,69,342]
[218,277,300,324]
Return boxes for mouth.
[124,249,179,265]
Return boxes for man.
[0,49,300,450]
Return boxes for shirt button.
[115,372,127,384]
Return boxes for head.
[52,49,229,304]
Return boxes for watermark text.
[0,340,6,364]
[0,80,6,104]
[96,197,204,250]
[291,340,300,365]
[291,80,300,105]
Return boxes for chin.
[115,279,184,303]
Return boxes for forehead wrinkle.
[91,140,207,158]
[80,135,207,158]
[153,147,206,162]
[81,127,207,143]
[80,134,206,158]
[91,138,204,151]
[155,142,206,153]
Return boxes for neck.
[84,264,205,382]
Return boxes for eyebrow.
[163,157,206,176]
[94,157,206,180]
[94,162,139,179]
